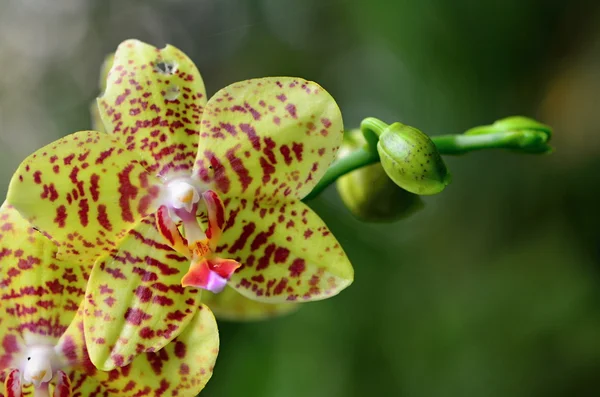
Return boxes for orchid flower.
[0,204,218,396]
[90,51,303,323]
[6,39,354,370]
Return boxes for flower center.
[166,179,200,213]
[156,179,241,293]
[3,340,72,396]
[164,178,208,253]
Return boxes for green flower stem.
[304,147,380,200]
[304,119,551,200]
[361,117,389,137]
[431,131,550,155]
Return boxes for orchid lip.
[183,267,228,293]
[155,183,242,291]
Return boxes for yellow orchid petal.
[203,286,299,321]
[192,77,343,200]
[102,304,218,396]
[55,305,218,397]
[98,39,207,179]
[0,204,86,355]
[218,198,353,303]
[6,131,164,265]
[0,195,217,395]
[0,206,87,397]
[83,214,200,371]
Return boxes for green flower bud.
[377,123,451,195]
[336,130,423,222]
[465,116,552,153]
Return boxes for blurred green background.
[1,0,600,396]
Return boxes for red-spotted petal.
[217,198,353,302]
[55,305,218,397]
[6,131,164,265]
[192,77,343,200]
[98,39,207,179]
[0,205,87,359]
[83,214,200,371]
[202,286,299,321]
[0,206,89,397]
[77,305,216,396]
[108,304,218,396]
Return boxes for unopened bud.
[377,123,451,195]
[336,130,423,222]
[465,116,552,153]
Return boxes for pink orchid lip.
[181,258,228,293]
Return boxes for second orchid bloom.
[6,39,354,372]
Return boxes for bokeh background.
[1,0,600,396]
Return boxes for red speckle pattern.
[218,198,353,302]
[98,39,207,179]
[0,205,87,350]
[0,203,219,396]
[84,215,200,371]
[6,43,355,384]
[7,131,163,266]
[54,309,217,397]
[183,78,353,304]
[193,77,343,200]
